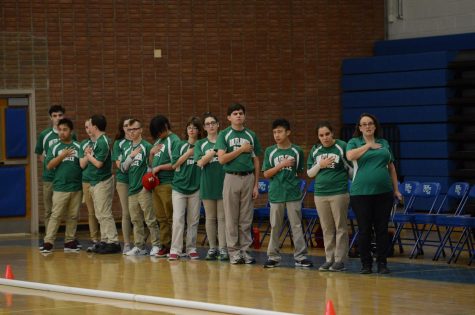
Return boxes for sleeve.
[193,139,204,162]
[296,147,304,173]
[35,131,44,155]
[252,133,262,156]
[261,147,271,171]
[215,131,227,151]
[384,139,395,163]
[44,146,55,167]
[171,141,183,164]
[94,139,110,162]
[346,138,358,151]
[111,141,120,161]
[307,146,315,170]
[78,141,85,158]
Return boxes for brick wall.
[1,0,384,225]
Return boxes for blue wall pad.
[342,88,450,108]
[399,124,453,141]
[374,32,475,56]
[399,142,454,159]
[343,105,451,124]
[342,51,456,74]
[0,166,26,217]
[5,107,28,158]
[399,160,455,177]
[342,70,452,92]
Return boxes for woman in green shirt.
[346,113,402,274]
[307,121,350,272]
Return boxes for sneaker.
[188,251,200,260]
[156,247,170,258]
[263,259,280,268]
[64,241,80,252]
[295,258,313,268]
[230,255,245,265]
[122,243,132,255]
[377,263,390,274]
[87,242,103,253]
[218,248,229,261]
[243,253,256,264]
[318,261,334,271]
[329,262,346,272]
[40,242,53,253]
[74,239,82,249]
[149,246,160,256]
[98,243,121,254]
[205,248,218,260]
[38,240,44,250]
[168,253,179,261]
[125,246,148,256]
[360,265,372,274]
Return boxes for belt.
[226,171,253,176]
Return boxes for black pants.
[351,192,393,266]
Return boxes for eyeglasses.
[204,121,217,127]
[127,127,141,132]
[359,122,374,127]
[187,126,198,131]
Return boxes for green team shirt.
[151,132,181,184]
[124,139,152,196]
[194,138,225,200]
[171,140,201,195]
[87,134,112,185]
[347,137,394,196]
[79,139,95,183]
[262,144,304,203]
[307,139,350,196]
[35,127,60,182]
[45,141,82,192]
[215,126,262,173]
[112,138,131,184]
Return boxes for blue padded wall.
[0,166,26,216]
[343,106,451,124]
[5,107,28,158]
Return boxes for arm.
[172,147,194,170]
[152,163,173,175]
[47,148,74,170]
[120,146,142,172]
[389,162,402,200]
[196,150,215,168]
[252,156,260,199]
[346,142,382,161]
[307,156,335,178]
[217,142,253,165]
[263,158,294,179]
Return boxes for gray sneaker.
[329,261,346,272]
[230,255,245,265]
[243,252,256,264]
[122,243,132,255]
[218,248,229,261]
[318,261,334,271]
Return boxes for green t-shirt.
[194,138,224,200]
[262,144,304,203]
[347,137,394,196]
[79,139,95,183]
[171,140,201,195]
[45,141,82,192]
[215,126,262,173]
[124,140,152,196]
[151,133,181,184]
[87,134,112,185]
[35,127,60,182]
[307,139,350,196]
[112,138,131,184]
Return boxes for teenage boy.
[262,119,313,268]
[80,114,121,254]
[41,118,82,253]
[121,119,161,256]
[216,103,262,264]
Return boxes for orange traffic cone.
[325,300,336,315]
[4,264,14,279]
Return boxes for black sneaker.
[64,241,80,252]
[74,239,82,249]
[360,265,372,274]
[329,262,346,272]
[40,242,53,253]
[88,241,106,253]
[263,259,280,268]
[98,243,121,254]
[295,258,313,268]
[318,261,333,271]
[377,263,390,274]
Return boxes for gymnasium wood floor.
[0,232,474,315]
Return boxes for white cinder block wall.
[387,0,475,39]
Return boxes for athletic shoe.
[263,259,280,268]
[156,247,170,258]
[360,265,372,274]
[38,240,44,250]
[74,239,82,249]
[149,246,160,256]
[98,243,121,254]
[218,248,229,261]
[87,242,102,253]
[295,258,313,268]
[64,241,80,252]
[205,248,218,260]
[40,242,53,253]
[377,263,390,274]
[188,251,200,260]
[230,255,245,265]
[168,253,179,261]
[122,243,132,255]
[125,246,148,256]
[329,262,346,272]
[318,261,334,271]
[243,253,256,264]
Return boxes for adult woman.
[195,113,228,261]
[307,121,350,272]
[346,113,402,274]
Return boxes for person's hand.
[150,144,163,155]
[186,147,194,157]
[84,146,93,155]
[130,146,142,158]
[152,166,160,175]
[394,190,403,201]
[319,156,335,168]
[240,142,253,153]
[61,147,75,158]
[252,185,259,199]
[367,142,382,150]
[280,157,295,168]
[205,150,216,158]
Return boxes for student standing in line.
[216,103,262,265]
[262,118,312,268]
[195,113,228,261]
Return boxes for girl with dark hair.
[346,113,402,274]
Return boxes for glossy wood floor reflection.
[0,235,474,315]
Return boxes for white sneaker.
[125,246,148,256]
[149,246,160,256]
[122,243,132,255]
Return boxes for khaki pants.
[44,191,82,244]
[170,190,201,255]
[116,181,132,245]
[202,199,226,250]
[42,181,53,231]
[129,188,160,248]
[267,201,308,261]
[89,176,119,243]
[222,173,254,260]
[152,184,173,248]
[314,193,350,263]
[82,182,99,242]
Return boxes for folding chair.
[253,179,271,247]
